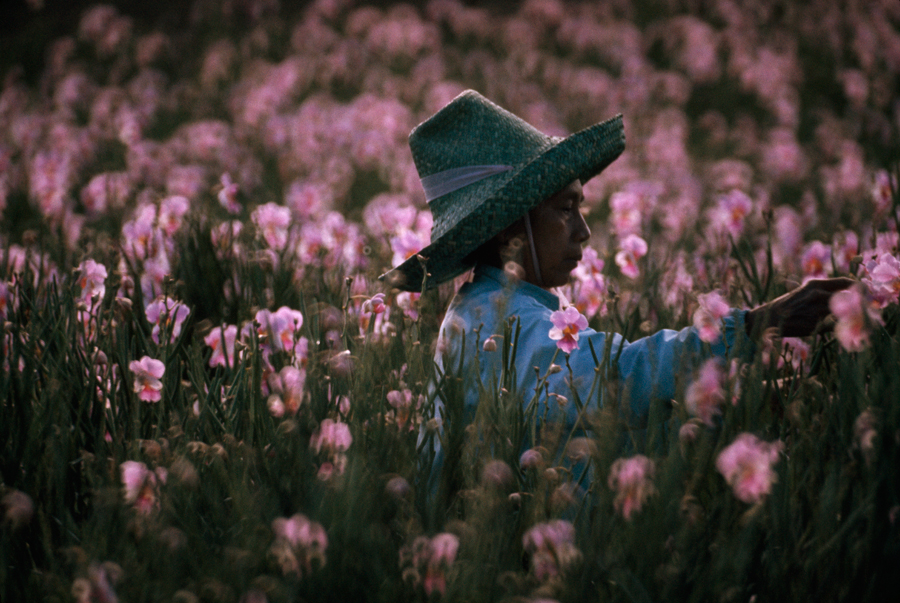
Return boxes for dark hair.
[463,237,502,269]
[463,218,526,269]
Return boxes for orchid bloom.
[607,454,656,520]
[829,284,881,352]
[522,519,581,582]
[711,189,753,238]
[549,306,588,354]
[614,234,648,279]
[256,306,305,353]
[251,202,292,251]
[693,290,731,343]
[270,513,328,578]
[145,296,190,344]
[716,433,784,504]
[361,292,386,314]
[390,228,429,267]
[205,324,239,368]
[685,358,726,426]
[129,355,165,402]
[310,418,353,479]
[218,172,241,214]
[801,240,832,280]
[120,460,166,515]
[78,259,108,302]
[862,253,900,308]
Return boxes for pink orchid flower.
[522,519,580,582]
[423,533,460,597]
[251,202,292,251]
[217,172,241,214]
[607,454,656,520]
[829,284,881,352]
[549,306,588,353]
[716,433,784,504]
[801,240,832,280]
[862,253,900,308]
[145,296,190,344]
[129,355,165,402]
[693,290,731,343]
[710,189,753,238]
[78,259,108,302]
[205,324,239,368]
[120,460,166,515]
[614,234,648,279]
[361,292,386,314]
[256,306,305,354]
[685,358,726,426]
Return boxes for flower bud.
[385,476,412,501]
[519,448,545,470]
[2,490,34,529]
[481,460,514,490]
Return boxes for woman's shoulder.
[451,269,556,319]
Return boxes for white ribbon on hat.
[523,212,544,288]
[420,165,513,203]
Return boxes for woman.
[381,90,851,496]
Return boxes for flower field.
[1,0,899,601]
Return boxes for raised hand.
[745,277,857,338]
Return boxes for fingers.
[800,277,857,292]
[749,278,859,338]
[746,278,860,339]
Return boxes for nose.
[574,211,591,243]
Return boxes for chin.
[544,274,572,289]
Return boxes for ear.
[497,218,525,245]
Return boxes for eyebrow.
[560,190,584,204]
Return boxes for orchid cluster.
[309,418,354,481]
[270,513,329,578]
[522,519,582,583]
[399,532,460,597]
[201,305,313,410]
[119,460,167,516]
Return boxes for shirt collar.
[474,264,561,311]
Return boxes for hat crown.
[410,91,553,178]
[409,91,554,238]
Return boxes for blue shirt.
[430,264,750,447]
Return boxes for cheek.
[535,221,565,248]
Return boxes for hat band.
[421,164,513,203]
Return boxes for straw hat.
[381,90,625,292]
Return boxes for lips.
[561,256,581,270]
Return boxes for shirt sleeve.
[611,310,750,427]
[515,307,751,430]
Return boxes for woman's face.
[524,180,591,289]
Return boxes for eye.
[561,196,581,213]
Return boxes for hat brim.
[381,114,625,292]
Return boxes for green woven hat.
[381,89,625,292]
